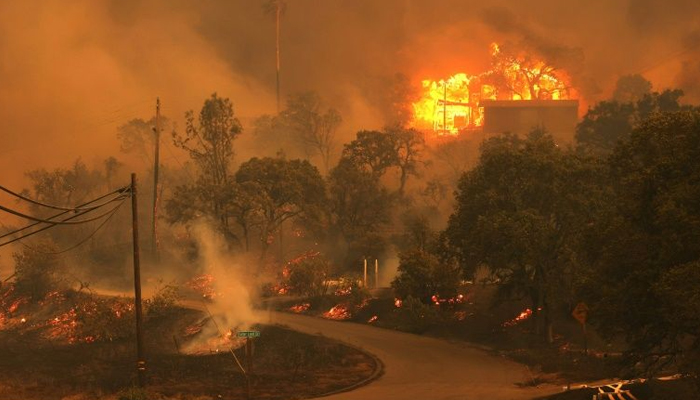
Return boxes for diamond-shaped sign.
[572,302,589,325]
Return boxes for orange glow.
[413,43,575,135]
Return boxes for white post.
[363,259,367,288]
[374,259,379,288]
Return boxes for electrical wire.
[0,192,129,226]
[20,200,126,255]
[0,186,130,240]
[0,184,129,212]
[0,199,126,248]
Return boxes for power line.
[0,199,126,248]
[0,186,129,240]
[0,184,129,212]
[22,200,126,255]
[0,191,130,226]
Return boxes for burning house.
[412,43,578,140]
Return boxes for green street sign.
[236,330,261,338]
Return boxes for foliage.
[144,283,181,319]
[287,256,330,297]
[444,130,604,342]
[391,249,460,304]
[281,92,342,173]
[393,295,443,334]
[23,159,105,211]
[12,242,66,300]
[581,110,700,376]
[327,158,393,266]
[173,93,242,186]
[252,92,341,173]
[341,130,398,179]
[575,89,686,156]
[613,74,652,103]
[235,156,327,260]
[74,295,135,342]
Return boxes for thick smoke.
[2,0,699,190]
[182,222,259,354]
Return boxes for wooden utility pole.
[443,80,447,133]
[131,173,147,387]
[151,98,161,261]
[275,1,281,113]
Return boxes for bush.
[391,249,460,304]
[144,283,181,319]
[12,242,66,300]
[288,257,330,297]
[394,296,443,333]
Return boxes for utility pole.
[131,173,146,387]
[443,80,447,134]
[151,98,161,262]
[275,1,281,113]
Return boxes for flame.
[368,315,378,323]
[502,308,533,327]
[289,303,310,313]
[413,43,574,135]
[323,304,352,320]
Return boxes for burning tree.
[412,42,575,135]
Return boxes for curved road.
[264,311,559,400]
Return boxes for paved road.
[264,311,559,400]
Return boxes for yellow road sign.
[572,302,588,324]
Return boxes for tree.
[581,110,700,377]
[576,89,686,156]
[328,158,393,243]
[117,116,171,164]
[612,74,652,103]
[362,72,418,128]
[173,93,242,187]
[445,130,604,342]
[387,127,424,195]
[282,92,342,173]
[13,241,66,300]
[252,92,342,174]
[287,256,331,297]
[235,157,326,262]
[391,249,461,304]
[172,93,242,231]
[341,130,398,179]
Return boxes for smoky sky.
[1,0,699,190]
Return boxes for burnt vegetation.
[1,65,699,399]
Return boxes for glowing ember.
[394,298,403,308]
[413,42,574,135]
[367,315,378,323]
[430,294,466,306]
[186,274,216,299]
[20,317,26,323]
[334,286,352,296]
[323,304,352,320]
[289,303,311,313]
[502,308,533,327]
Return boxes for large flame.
[413,43,575,135]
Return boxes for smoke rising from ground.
[182,222,259,353]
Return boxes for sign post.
[571,302,589,355]
[236,331,260,400]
